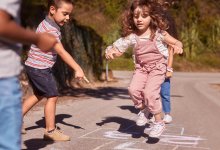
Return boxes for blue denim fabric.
[161,78,171,113]
[0,77,22,150]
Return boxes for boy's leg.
[0,77,22,150]
[43,96,70,141]
[44,96,57,131]
[22,95,43,116]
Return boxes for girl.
[105,0,183,138]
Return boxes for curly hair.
[121,0,169,39]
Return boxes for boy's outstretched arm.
[54,43,85,79]
[162,31,183,54]
[0,10,57,51]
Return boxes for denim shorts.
[25,65,59,98]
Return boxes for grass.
[104,57,135,71]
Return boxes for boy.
[22,0,85,141]
[0,0,57,149]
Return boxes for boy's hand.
[75,68,85,80]
[36,33,57,51]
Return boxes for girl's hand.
[169,41,183,54]
[166,71,173,78]
[105,51,115,60]
[171,44,183,54]
[105,47,123,59]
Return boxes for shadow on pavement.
[25,114,84,131]
[146,137,160,144]
[23,138,54,150]
[119,105,139,114]
[171,95,184,98]
[60,87,130,100]
[96,116,149,139]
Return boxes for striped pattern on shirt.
[25,17,61,69]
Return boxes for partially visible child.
[22,0,85,141]
[159,0,179,124]
[105,0,183,138]
[0,0,57,149]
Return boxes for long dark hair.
[121,0,168,39]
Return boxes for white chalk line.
[79,128,101,138]
[93,141,115,150]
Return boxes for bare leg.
[22,95,43,116]
[44,96,58,131]
[154,112,163,122]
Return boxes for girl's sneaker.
[149,122,165,138]
[163,114,172,124]
[136,108,149,126]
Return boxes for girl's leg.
[161,78,173,123]
[128,66,148,108]
[143,67,166,137]
[44,96,57,131]
[128,66,149,126]
[22,94,43,116]
[143,72,165,116]
[160,78,171,114]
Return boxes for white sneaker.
[149,116,155,123]
[136,109,149,126]
[163,114,172,124]
[149,122,165,138]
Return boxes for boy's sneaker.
[149,122,165,138]
[136,108,149,126]
[43,126,70,141]
[163,114,172,124]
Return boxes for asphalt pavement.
[22,71,220,150]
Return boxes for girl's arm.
[54,43,85,79]
[162,31,183,54]
[166,46,174,78]
[105,46,123,59]
[105,34,135,60]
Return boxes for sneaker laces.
[138,111,145,118]
[151,122,164,132]
[56,126,63,133]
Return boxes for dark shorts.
[25,65,59,98]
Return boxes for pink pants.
[128,62,166,114]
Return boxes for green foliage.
[102,0,127,19]
[102,23,121,46]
